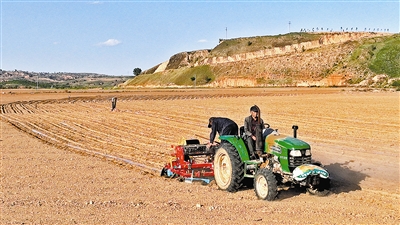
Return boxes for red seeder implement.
[161,139,216,181]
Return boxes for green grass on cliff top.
[211,32,322,57]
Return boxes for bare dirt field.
[1,88,399,224]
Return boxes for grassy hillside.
[336,34,399,85]
[126,65,214,86]
[126,33,399,88]
[211,32,322,57]
[368,35,400,77]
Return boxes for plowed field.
[1,88,399,224]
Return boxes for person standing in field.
[111,97,117,111]
[207,117,238,148]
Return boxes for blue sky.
[1,0,399,76]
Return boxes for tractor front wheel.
[213,143,244,192]
[254,168,278,201]
[306,178,330,196]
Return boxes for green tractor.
[213,124,330,201]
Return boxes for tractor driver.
[244,105,265,159]
[207,117,238,149]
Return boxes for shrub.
[391,80,400,87]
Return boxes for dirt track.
[1,88,399,224]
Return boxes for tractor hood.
[266,134,310,150]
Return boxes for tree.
[191,75,196,88]
[133,68,142,76]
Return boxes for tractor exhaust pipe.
[292,125,299,138]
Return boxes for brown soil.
[1,88,399,224]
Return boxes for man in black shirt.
[207,117,238,148]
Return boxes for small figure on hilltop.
[207,117,238,149]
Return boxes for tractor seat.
[263,128,275,138]
[240,126,273,138]
[239,126,245,138]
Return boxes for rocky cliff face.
[152,33,386,71]
[141,32,393,87]
[144,50,210,74]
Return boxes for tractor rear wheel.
[213,142,244,192]
[254,168,278,201]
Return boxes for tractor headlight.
[289,150,302,157]
[305,149,311,156]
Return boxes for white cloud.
[198,39,207,43]
[98,39,121,47]
[89,1,103,5]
